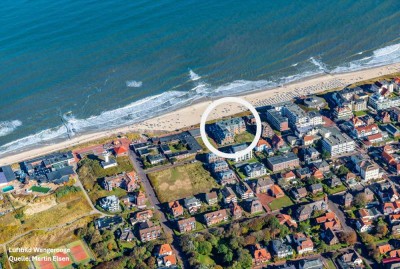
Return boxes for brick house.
[253,244,271,265]
[169,200,184,218]
[139,221,162,242]
[177,217,196,233]
[203,209,228,227]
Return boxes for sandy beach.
[1,63,399,166]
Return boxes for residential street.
[128,149,189,269]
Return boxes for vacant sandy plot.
[25,198,57,215]
[148,162,219,203]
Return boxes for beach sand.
[1,63,399,166]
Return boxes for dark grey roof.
[299,258,323,269]
[231,143,248,153]
[276,264,296,269]
[95,216,123,229]
[0,166,16,181]
[267,152,299,165]
[45,166,74,184]
[25,151,73,166]
[0,173,7,185]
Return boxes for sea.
[0,0,400,157]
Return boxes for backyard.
[148,162,219,203]
[268,195,294,211]
[235,131,255,144]
[76,157,134,203]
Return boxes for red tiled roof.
[367,133,383,142]
[163,254,177,265]
[257,139,269,147]
[114,146,128,155]
[355,124,378,134]
[159,244,172,255]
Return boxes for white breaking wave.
[0,73,311,155]
[332,42,400,73]
[0,120,22,137]
[189,69,201,81]
[3,43,400,155]
[126,80,143,87]
[309,57,328,73]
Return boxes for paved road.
[327,196,353,232]
[128,149,189,269]
[328,195,377,268]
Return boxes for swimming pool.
[2,186,14,192]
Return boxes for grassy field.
[148,162,219,203]
[268,196,294,211]
[30,186,51,193]
[0,189,92,244]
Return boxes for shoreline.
[1,62,399,166]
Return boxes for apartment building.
[320,127,355,157]
[177,217,196,233]
[266,152,300,172]
[203,209,228,227]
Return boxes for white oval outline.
[200,97,262,159]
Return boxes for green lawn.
[323,184,346,195]
[198,254,215,266]
[354,110,368,117]
[30,186,51,193]
[269,196,294,211]
[148,162,219,203]
[235,131,255,144]
[196,137,218,152]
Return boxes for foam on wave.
[126,80,143,87]
[332,42,400,73]
[2,43,400,155]
[0,120,22,137]
[189,69,201,81]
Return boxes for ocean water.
[0,0,400,156]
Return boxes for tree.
[263,230,271,243]
[244,235,256,246]
[236,248,252,269]
[217,244,229,255]
[337,165,350,176]
[298,220,311,233]
[338,231,357,245]
[197,241,212,255]
[223,251,234,263]
[146,256,156,269]
[248,218,264,232]
[377,223,389,237]
[354,193,367,208]
[322,150,331,160]
[279,224,290,239]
